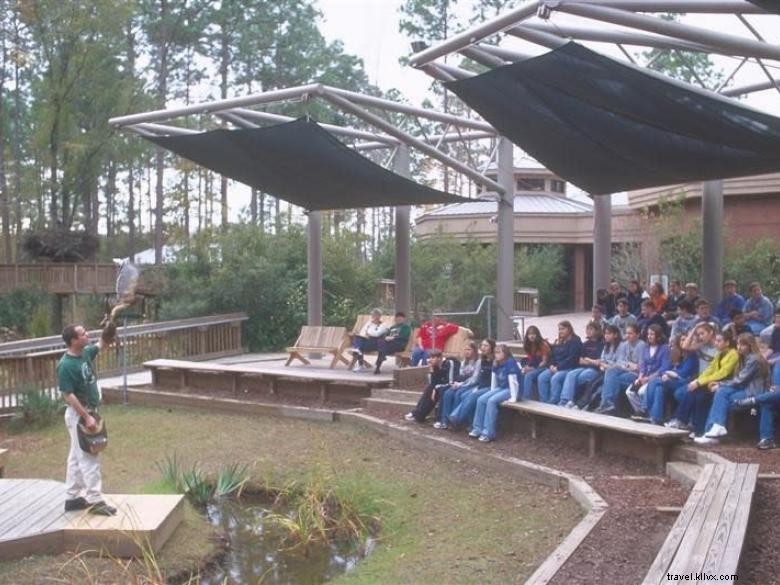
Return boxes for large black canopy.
[447,42,780,194]
[147,117,466,210]
[748,0,780,14]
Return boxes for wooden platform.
[0,479,184,560]
[144,358,394,404]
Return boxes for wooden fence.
[0,263,120,294]
[0,313,248,412]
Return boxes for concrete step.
[362,396,417,417]
[371,388,420,401]
[666,460,703,488]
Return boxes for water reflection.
[199,496,374,585]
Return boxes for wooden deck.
[144,357,394,404]
[0,479,184,560]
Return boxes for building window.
[551,179,566,193]
[516,178,545,191]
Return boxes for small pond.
[198,496,375,585]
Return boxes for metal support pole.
[701,180,724,305]
[394,145,412,317]
[307,211,323,327]
[593,195,612,302]
[555,2,780,61]
[122,317,129,404]
[497,137,515,341]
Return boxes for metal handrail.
[0,313,248,358]
[434,295,495,339]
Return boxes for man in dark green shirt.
[374,312,412,374]
[57,323,116,516]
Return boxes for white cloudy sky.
[316,0,780,114]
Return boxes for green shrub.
[0,288,50,336]
[10,386,62,432]
[28,305,52,338]
[725,238,780,299]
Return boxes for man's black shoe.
[757,439,777,450]
[64,497,89,512]
[88,501,117,516]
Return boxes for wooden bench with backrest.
[345,314,395,369]
[285,326,350,369]
[144,358,391,404]
[501,400,689,466]
[396,326,474,367]
[642,461,759,584]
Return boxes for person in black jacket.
[404,350,459,423]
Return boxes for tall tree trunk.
[154,1,170,265]
[0,44,10,262]
[106,160,116,257]
[250,188,257,224]
[12,14,23,259]
[218,23,229,227]
[259,192,265,233]
[197,167,203,232]
[274,197,280,233]
[147,161,153,235]
[183,171,190,238]
[128,161,136,261]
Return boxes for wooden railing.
[0,263,118,294]
[0,313,248,411]
[514,287,540,316]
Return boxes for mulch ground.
[738,479,780,585]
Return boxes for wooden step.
[362,396,417,416]
[371,388,420,401]
[666,461,702,488]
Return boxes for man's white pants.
[64,406,103,503]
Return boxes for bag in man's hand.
[77,412,108,455]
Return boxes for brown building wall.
[683,194,780,247]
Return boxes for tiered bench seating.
[284,326,350,368]
[144,358,392,403]
[642,462,759,584]
[501,400,689,466]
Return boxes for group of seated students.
[403,278,780,450]
[348,309,462,374]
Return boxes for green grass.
[0,405,582,584]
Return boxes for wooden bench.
[643,462,759,584]
[144,358,391,404]
[396,326,474,366]
[345,314,395,369]
[501,400,688,466]
[0,449,7,478]
[284,326,350,369]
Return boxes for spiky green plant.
[181,463,212,507]
[214,462,249,498]
[154,452,183,493]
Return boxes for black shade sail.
[748,0,780,14]
[147,118,466,210]
[447,42,780,194]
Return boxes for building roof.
[421,194,593,218]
